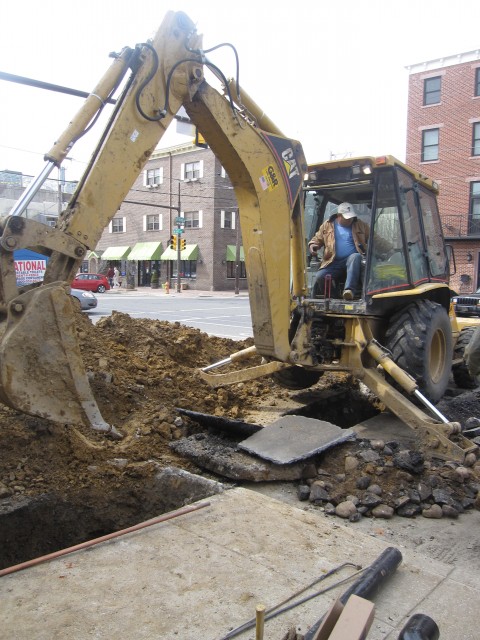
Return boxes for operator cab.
[303,155,450,315]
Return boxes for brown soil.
[0,310,479,516]
[0,310,299,502]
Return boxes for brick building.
[91,141,246,291]
[405,50,480,293]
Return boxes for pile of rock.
[297,438,480,521]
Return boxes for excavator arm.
[0,11,306,432]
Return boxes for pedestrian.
[308,202,391,299]
[107,266,114,288]
[113,267,120,288]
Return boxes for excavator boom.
[0,11,305,432]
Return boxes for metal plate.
[238,415,355,464]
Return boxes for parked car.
[452,288,480,317]
[72,273,110,293]
[70,288,98,311]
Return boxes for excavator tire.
[385,299,452,404]
[273,366,323,390]
[452,326,480,389]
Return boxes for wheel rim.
[429,328,447,384]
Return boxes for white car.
[70,288,98,311]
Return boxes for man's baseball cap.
[337,202,357,219]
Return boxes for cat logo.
[282,147,300,180]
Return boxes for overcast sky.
[1,0,479,182]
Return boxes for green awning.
[160,244,199,261]
[101,246,131,260]
[127,242,164,261]
[226,244,245,261]
[86,250,100,259]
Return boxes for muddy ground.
[0,310,479,567]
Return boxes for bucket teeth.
[0,283,121,437]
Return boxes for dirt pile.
[0,310,479,522]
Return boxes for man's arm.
[308,224,325,255]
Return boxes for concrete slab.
[238,415,355,464]
[1,488,478,640]
[353,412,417,446]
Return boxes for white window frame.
[143,213,163,231]
[109,217,126,233]
[143,167,163,187]
[220,210,236,229]
[181,210,203,229]
[180,160,204,182]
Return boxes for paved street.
[88,287,254,340]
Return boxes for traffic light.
[180,238,186,251]
[170,235,177,250]
[194,128,208,149]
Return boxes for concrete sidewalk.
[2,488,478,640]
[107,285,249,298]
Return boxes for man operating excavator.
[308,202,392,300]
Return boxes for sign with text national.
[14,249,48,286]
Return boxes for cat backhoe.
[1,11,478,460]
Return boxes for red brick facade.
[405,52,480,293]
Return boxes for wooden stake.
[255,603,266,640]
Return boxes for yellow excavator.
[1,11,478,461]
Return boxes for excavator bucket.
[0,282,120,437]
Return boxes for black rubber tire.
[273,366,323,390]
[97,285,106,293]
[385,299,453,403]
[452,327,480,389]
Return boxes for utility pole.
[57,166,65,216]
[176,183,182,293]
[234,209,240,295]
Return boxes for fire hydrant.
[164,281,169,294]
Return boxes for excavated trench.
[0,467,225,570]
[0,390,379,571]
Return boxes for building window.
[472,123,480,156]
[144,214,161,231]
[144,167,163,186]
[469,181,480,235]
[183,210,202,228]
[227,261,247,279]
[421,128,439,162]
[221,211,236,229]
[172,261,197,279]
[475,68,480,97]
[185,162,200,180]
[181,161,203,181]
[423,76,441,105]
[112,218,125,233]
